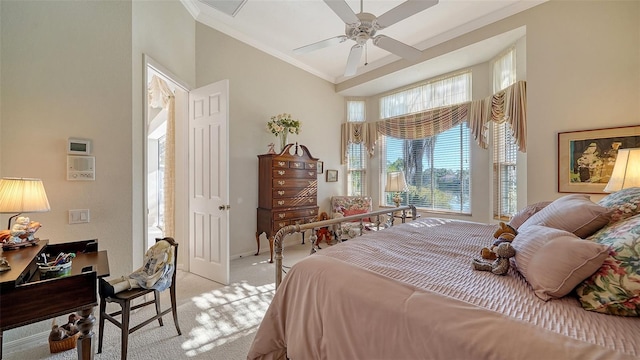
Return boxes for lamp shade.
[603,148,640,193]
[0,177,51,213]
[385,171,408,193]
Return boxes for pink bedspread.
[248,218,640,360]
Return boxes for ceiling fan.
[294,0,439,76]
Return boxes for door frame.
[143,55,191,270]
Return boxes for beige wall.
[132,0,196,268]
[195,23,345,257]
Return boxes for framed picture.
[558,125,640,193]
[317,161,324,174]
[326,169,338,182]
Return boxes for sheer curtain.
[148,75,175,239]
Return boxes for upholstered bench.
[330,196,388,240]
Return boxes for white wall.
[195,23,345,258]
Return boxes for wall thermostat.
[68,138,91,155]
[67,155,95,181]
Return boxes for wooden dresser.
[256,144,319,263]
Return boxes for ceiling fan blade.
[323,0,359,25]
[344,44,363,76]
[293,35,348,55]
[374,0,439,29]
[373,35,421,61]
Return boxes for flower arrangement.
[266,113,301,136]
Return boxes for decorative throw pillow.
[508,201,552,230]
[576,213,640,316]
[597,187,640,224]
[511,225,609,301]
[518,194,611,238]
[342,208,370,222]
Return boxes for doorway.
[144,56,230,285]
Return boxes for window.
[492,47,518,220]
[381,72,471,213]
[347,100,366,196]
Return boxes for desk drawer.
[0,272,97,330]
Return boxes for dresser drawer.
[273,168,316,179]
[273,179,317,188]
[273,207,318,221]
[272,197,317,208]
[273,160,289,168]
[273,188,317,198]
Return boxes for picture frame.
[558,125,640,193]
[326,169,338,182]
[317,161,324,174]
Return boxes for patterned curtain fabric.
[371,80,526,152]
[469,80,527,152]
[340,122,377,164]
[148,75,175,238]
[375,103,469,140]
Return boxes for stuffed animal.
[480,222,518,260]
[472,242,516,276]
[314,212,333,248]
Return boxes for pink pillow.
[342,208,370,222]
[508,201,552,230]
[512,225,610,301]
[518,194,611,238]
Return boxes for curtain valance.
[340,122,377,164]
[375,103,469,140]
[469,80,527,152]
[373,80,526,151]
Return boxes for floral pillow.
[575,213,640,316]
[597,187,640,224]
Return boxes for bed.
[248,190,640,360]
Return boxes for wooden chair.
[97,237,181,360]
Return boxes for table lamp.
[603,148,640,193]
[0,177,51,230]
[385,171,408,207]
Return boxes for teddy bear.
[314,212,333,248]
[472,242,516,276]
[480,222,518,260]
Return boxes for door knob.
[218,205,231,210]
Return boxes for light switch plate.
[69,209,90,224]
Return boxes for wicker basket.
[49,332,80,353]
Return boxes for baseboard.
[232,236,307,260]
[3,330,49,355]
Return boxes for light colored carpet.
[3,243,311,360]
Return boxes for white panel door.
[189,80,229,285]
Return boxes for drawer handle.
[278,200,285,205]
[309,210,316,215]
[278,214,286,219]
[308,180,314,185]
[278,191,285,195]
[308,199,313,203]
[308,172,314,176]
[293,163,301,168]
[278,180,285,185]
[309,164,315,168]
[279,222,286,227]
[278,170,285,175]
[278,161,286,166]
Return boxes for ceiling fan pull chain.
[364,43,368,66]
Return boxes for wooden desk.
[0,239,110,360]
